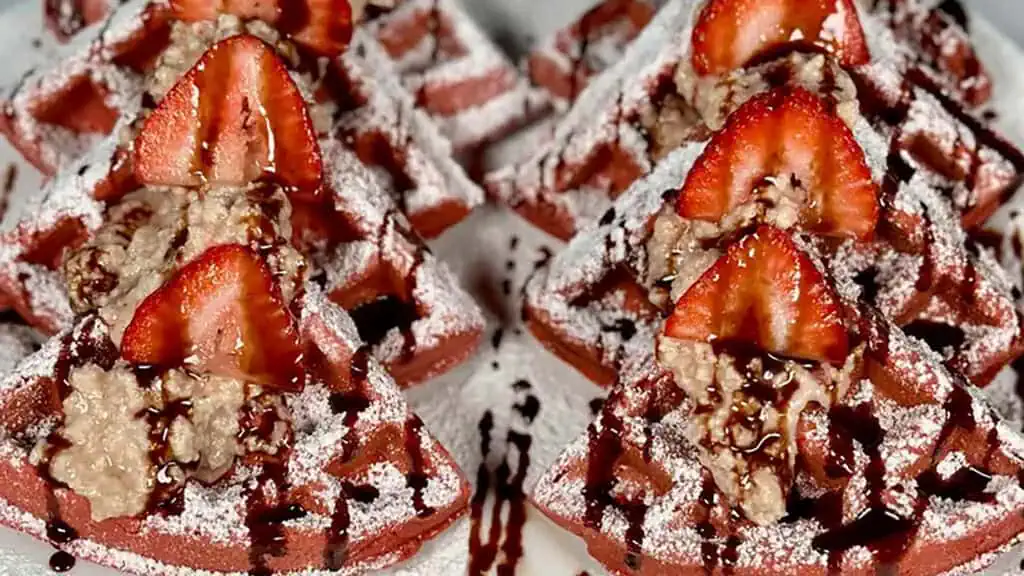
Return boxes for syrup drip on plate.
[469,381,538,575]
[468,411,499,575]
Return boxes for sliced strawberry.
[664,225,849,364]
[170,0,353,57]
[691,0,869,76]
[678,87,879,240]
[121,244,305,391]
[133,34,323,199]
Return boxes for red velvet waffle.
[2,0,484,239]
[363,0,546,152]
[0,284,469,574]
[869,0,992,107]
[525,0,661,110]
[485,0,1024,241]
[0,132,484,388]
[482,0,662,174]
[532,268,1024,573]
[0,30,470,574]
[0,25,484,388]
[523,114,1022,392]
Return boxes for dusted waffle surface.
[1,0,1024,574]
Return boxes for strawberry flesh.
[677,87,879,240]
[133,34,323,199]
[691,0,869,76]
[664,225,849,365]
[170,0,353,57]
[121,244,305,391]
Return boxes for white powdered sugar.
[336,32,484,227]
[365,0,545,150]
[0,285,468,575]
[2,0,1024,574]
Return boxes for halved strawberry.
[664,225,849,364]
[691,0,869,76]
[170,0,353,57]
[678,87,879,240]
[133,34,323,198]
[121,244,305,391]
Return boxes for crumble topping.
[637,92,704,162]
[644,205,721,309]
[679,52,860,132]
[161,370,246,483]
[46,364,151,521]
[41,362,278,521]
[656,337,860,525]
[63,185,306,345]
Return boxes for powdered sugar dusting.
[365,0,545,150]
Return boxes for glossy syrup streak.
[241,395,304,576]
[581,387,652,572]
[468,380,538,575]
[804,323,1007,573]
[322,342,434,569]
[324,345,373,569]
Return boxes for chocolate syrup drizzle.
[239,390,305,576]
[805,330,1006,573]
[580,385,658,572]
[468,380,538,575]
[0,163,16,221]
[324,345,372,569]
[39,317,118,573]
[347,212,426,362]
[566,4,600,103]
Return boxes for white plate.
[3,0,1024,574]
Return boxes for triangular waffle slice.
[524,115,1021,392]
[362,0,547,153]
[0,283,469,574]
[1,0,482,239]
[0,33,483,387]
[485,0,1023,240]
[482,0,661,173]
[329,30,484,238]
[532,224,1024,575]
[868,0,992,107]
[525,0,661,111]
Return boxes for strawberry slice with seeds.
[691,0,869,76]
[664,225,849,365]
[170,0,353,57]
[134,34,323,199]
[121,244,305,391]
[678,88,879,240]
